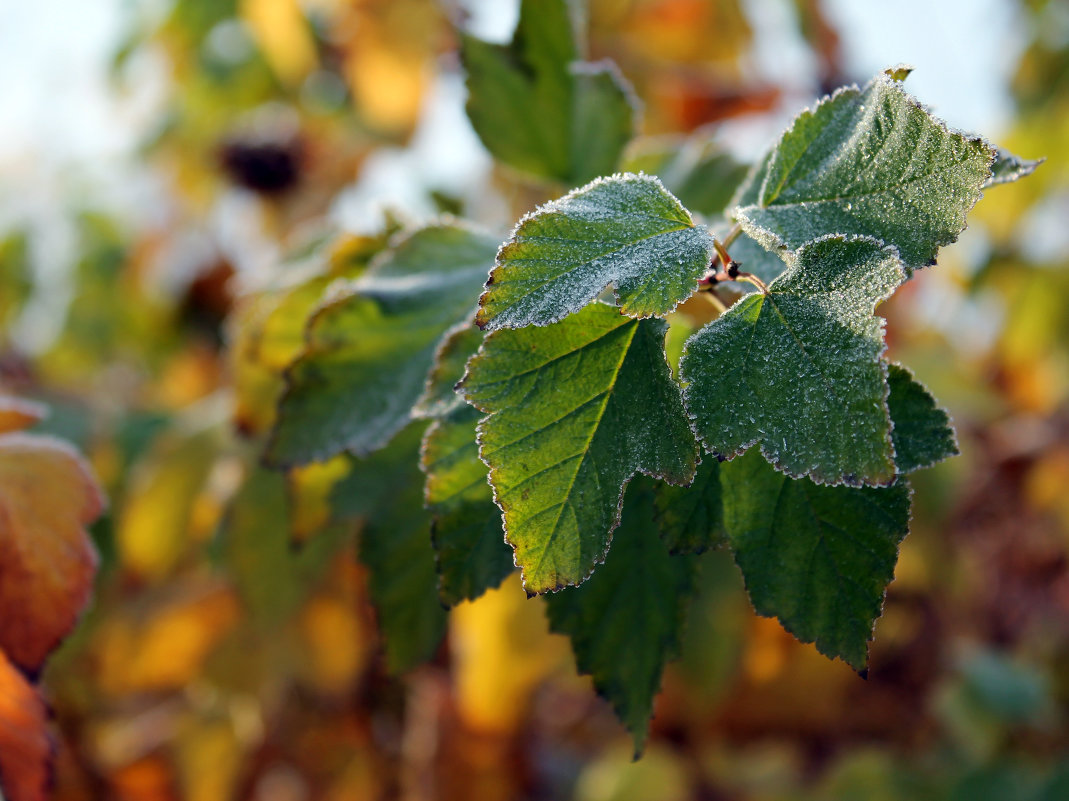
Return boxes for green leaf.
[653,457,725,554]
[734,71,994,269]
[887,363,958,473]
[545,484,697,754]
[421,405,513,606]
[220,467,348,626]
[624,136,750,217]
[460,0,636,185]
[681,236,903,487]
[267,224,496,466]
[722,448,911,671]
[460,302,699,593]
[333,424,448,673]
[413,324,485,419]
[984,148,1044,188]
[476,173,715,330]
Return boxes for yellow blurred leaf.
[289,455,350,543]
[0,396,46,434]
[175,716,243,801]
[298,595,369,695]
[450,574,569,733]
[117,428,221,581]
[340,0,439,133]
[95,586,240,695]
[240,0,318,86]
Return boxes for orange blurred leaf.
[0,649,51,801]
[0,397,47,435]
[0,433,104,673]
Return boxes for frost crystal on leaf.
[680,235,904,487]
[476,173,715,330]
[734,71,995,271]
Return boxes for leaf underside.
[268,224,496,466]
[735,72,994,270]
[681,235,903,487]
[476,173,715,330]
[461,302,698,594]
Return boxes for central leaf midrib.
[526,321,640,583]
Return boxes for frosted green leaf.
[722,448,912,671]
[624,135,750,217]
[267,224,496,466]
[545,484,697,754]
[345,424,448,673]
[984,148,1044,188]
[887,363,958,473]
[461,0,636,186]
[476,173,715,330]
[421,405,513,606]
[735,71,994,270]
[654,457,725,554]
[459,302,699,593]
[680,236,904,487]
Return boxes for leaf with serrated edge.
[460,302,699,593]
[421,405,513,606]
[722,448,911,671]
[887,363,958,473]
[477,173,715,331]
[654,457,725,554]
[681,235,903,487]
[0,650,50,801]
[984,148,1044,188]
[545,483,697,754]
[267,223,496,466]
[0,433,104,673]
[461,0,636,185]
[735,70,994,270]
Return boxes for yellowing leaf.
[290,456,351,544]
[117,429,220,581]
[0,433,104,673]
[298,595,369,695]
[450,574,568,733]
[175,717,244,801]
[95,586,240,695]
[240,0,318,86]
[0,650,50,801]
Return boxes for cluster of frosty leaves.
[267,63,1040,751]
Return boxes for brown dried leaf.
[0,433,104,673]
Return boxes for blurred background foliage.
[1,0,1068,799]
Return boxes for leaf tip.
[883,64,913,82]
